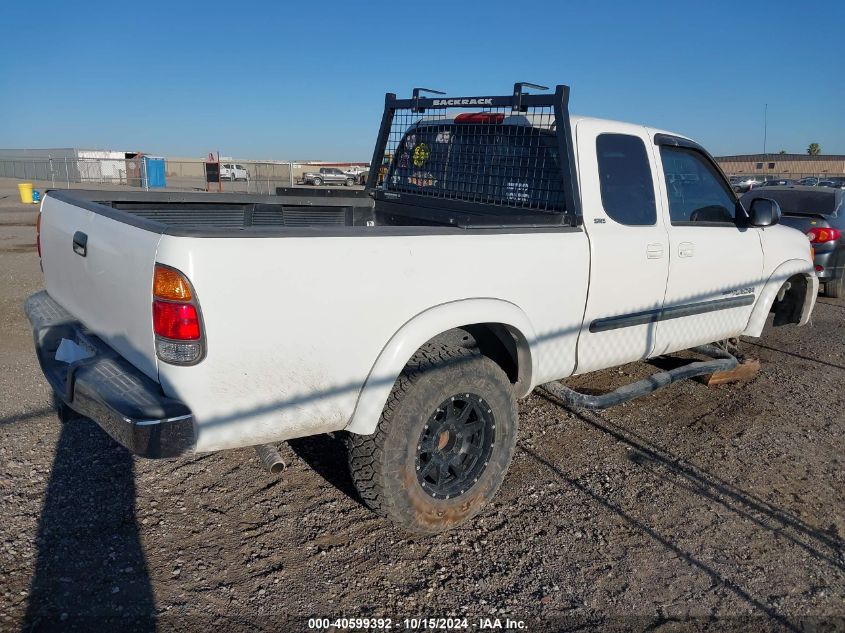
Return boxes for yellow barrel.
[17,183,33,204]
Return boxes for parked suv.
[220,163,249,181]
[743,186,845,297]
[302,167,355,186]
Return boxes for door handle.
[72,231,87,257]
[646,243,664,259]
[679,242,695,258]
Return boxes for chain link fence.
[0,156,331,195]
[3,155,836,196]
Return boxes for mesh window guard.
[367,84,580,227]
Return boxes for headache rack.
[366,82,581,228]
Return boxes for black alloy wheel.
[416,393,495,499]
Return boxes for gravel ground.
[0,183,843,632]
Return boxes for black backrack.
[366,83,581,228]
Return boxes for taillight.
[454,112,505,124]
[36,212,41,258]
[807,227,841,244]
[153,264,204,364]
[153,301,200,340]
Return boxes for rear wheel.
[824,275,844,298]
[347,343,518,534]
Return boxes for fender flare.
[344,298,538,435]
[743,259,817,337]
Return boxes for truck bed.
[37,186,587,452]
[47,188,568,235]
[48,189,377,235]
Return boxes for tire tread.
[347,343,474,519]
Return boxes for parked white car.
[343,166,368,178]
[26,84,816,534]
[220,163,248,181]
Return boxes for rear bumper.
[24,290,195,458]
[814,249,844,282]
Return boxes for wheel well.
[770,273,810,326]
[425,323,531,395]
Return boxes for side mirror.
[748,197,781,227]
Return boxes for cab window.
[595,134,656,226]
[660,147,737,224]
[385,122,565,212]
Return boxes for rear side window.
[660,147,736,224]
[596,134,656,226]
[385,121,566,213]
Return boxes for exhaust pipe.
[255,443,286,475]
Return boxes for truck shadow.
[287,433,362,505]
[22,407,155,632]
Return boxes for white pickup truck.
[26,83,817,533]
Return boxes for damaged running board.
[539,345,738,411]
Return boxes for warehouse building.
[716,154,845,179]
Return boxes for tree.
[807,143,821,156]
[778,150,787,155]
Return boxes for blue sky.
[1,0,843,161]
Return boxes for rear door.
[574,120,670,374]
[652,140,763,354]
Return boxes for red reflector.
[153,300,200,340]
[454,112,505,124]
[807,227,841,244]
[815,265,824,272]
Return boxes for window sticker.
[404,134,417,151]
[435,130,451,144]
[412,143,431,167]
[505,181,530,202]
[398,152,410,168]
[408,171,437,188]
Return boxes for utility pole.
[763,103,768,155]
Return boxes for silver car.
[302,167,356,187]
[730,175,764,193]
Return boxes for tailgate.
[39,193,162,380]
